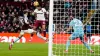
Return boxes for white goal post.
[48,0,54,56]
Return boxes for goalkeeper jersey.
[69,18,84,34]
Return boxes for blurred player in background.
[84,22,92,43]
[65,16,94,53]
[64,0,72,8]
[33,5,48,41]
[9,11,36,50]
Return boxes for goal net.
[49,0,100,56]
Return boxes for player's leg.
[29,33,34,41]
[9,30,24,50]
[34,20,48,42]
[31,20,39,40]
[41,21,46,37]
[33,20,48,42]
[33,23,46,40]
[37,30,47,41]
[86,32,92,43]
[65,33,77,52]
[79,34,94,53]
[65,38,71,52]
[28,29,36,42]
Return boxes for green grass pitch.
[0,43,100,56]
[53,44,100,56]
[0,43,48,56]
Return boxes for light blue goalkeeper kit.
[66,18,91,50]
[69,18,84,39]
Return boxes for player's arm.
[66,26,72,33]
[34,9,37,20]
[43,8,48,19]
[66,20,73,33]
[44,12,48,19]
[23,11,29,24]
[34,12,37,19]
[83,17,91,27]
[24,17,29,24]
[44,11,48,18]
[19,18,24,25]
[44,12,49,22]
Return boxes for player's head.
[23,10,28,16]
[69,15,74,20]
[37,5,41,10]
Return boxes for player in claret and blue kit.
[65,16,94,53]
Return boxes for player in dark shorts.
[84,23,92,43]
[9,11,36,50]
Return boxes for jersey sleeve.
[69,20,74,27]
[34,9,37,13]
[42,8,46,13]
[24,17,29,24]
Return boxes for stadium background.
[0,0,49,56]
[0,0,100,56]
[53,0,100,56]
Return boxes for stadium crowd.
[0,0,99,34]
[53,0,100,34]
[0,0,49,33]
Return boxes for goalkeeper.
[65,16,94,53]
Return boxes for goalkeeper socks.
[66,40,70,50]
[83,42,91,50]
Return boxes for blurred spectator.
[0,1,49,33]
[97,24,100,33]
[84,22,92,42]
[0,0,99,34]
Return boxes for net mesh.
[52,0,100,56]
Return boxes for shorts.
[34,20,46,28]
[70,32,84,41]
[20,29,34,35]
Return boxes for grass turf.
[0,43,100,56]
[0,43,48,56]
[53,44,100,56]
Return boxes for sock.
[66,40,70,50]
[37,32,46,40]
[84,37,87,42]
[13,38,20,43]
[89,37,91,43]
[30,34,33,39]
[83,42,91,50]
[43,30,46,37]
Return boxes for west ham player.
[9,11,36,50]
[33,5,48,41]
[65,16,94,53]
